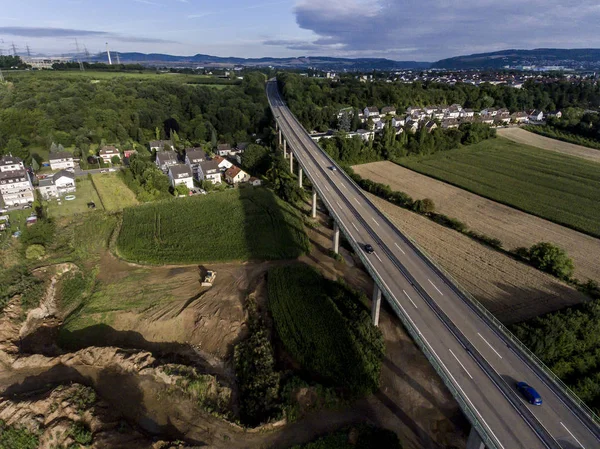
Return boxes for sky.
[0,0,599,61]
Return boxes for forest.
[278,73,600,132]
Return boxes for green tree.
[31,158,40,172]
[174,183,189,196]
[411,198,435,214]
[527,242,575,280]
[111,155,121,165]
[241,144,270,175]
[25,244,46,260]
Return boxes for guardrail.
[268,79,600,443]
[271,85,600,435]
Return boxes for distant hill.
[432,48,600,70]
[91,52,431,70]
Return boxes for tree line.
[527,108,600,149]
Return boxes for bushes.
[518,242,575,280]
[267,265,384,397]
[20,220,55,248]
[0,420,39,449]
[25,244,45,260]
[0,265,45,313]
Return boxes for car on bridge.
[517,382,543,406]
[364,244,374,254]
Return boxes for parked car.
[100,169,109,174]
[364,244,375,254]
[516,382,542,406]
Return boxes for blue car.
[517,382,542,406]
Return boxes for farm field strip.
[353,161,600,283]
[395,137,600,238]
[91,173,139,211]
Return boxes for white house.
[37,170,76,199]
[249,177,262,186]
[356,129,375,141]
[156,151,179,172]
[528,110,544,122]
[392,117,406,128]
[149,140,174,152]
[213,156,233,172]
[0,155,25,173]
[185,148,207,178]
[48,152,75,171]
[168,165,194,190]
[216,143,233,157]
[99,146,120,164]
[0,169,34,206]
[460,109,475,118]
[225,166,250,184]
[363,106,379,117]
[381,106,396,116]
[198,160,222,184]
[511,112,529,123]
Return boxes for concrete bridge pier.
[283,139,287,158]
[466,428,486,449]
[332,222,340,254]
[289,151,294,173]
[298,167,303,188]
[311,191,317,218]
[278,129,282,146]
[372,284,382,326]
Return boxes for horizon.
[1,1,599,61]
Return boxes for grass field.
[268,264,383,395]
[116,187,310,264]
[47,178,104,218]
[91,173,139,211]
[395,137,600,238]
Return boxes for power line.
[26,44,31,57]
[74,39,85,72]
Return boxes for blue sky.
[1,0,599,61]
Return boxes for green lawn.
[395,137,600,238]
[91,173,139,211]
[47,178,104,218]
[116,187,310,264]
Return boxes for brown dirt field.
[353,161,600,284]
[497,127,600,163]
[364,193,588,324]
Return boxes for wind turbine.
[105,42,112,65]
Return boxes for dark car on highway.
[516,382,542,406]
[364,244,374,254]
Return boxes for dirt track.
[364,193,588,324]
[497,127,600,163]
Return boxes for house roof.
[149,140,173,148]
[381,106,396,114]
[217,143,231,151]
[0,155,23,166]
[156,151,178,163]
[99,146,119,155]
[53,170,75,181]
[49,151,73,161]
[236,142,249,151]
[186,148,207,163]
[199,160,220,172]
[225,166,243,178]
[365,106,379,113]
[169,164,192,179]
[0,169,28,181]
[39,178,54,187]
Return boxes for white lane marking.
[560,422,585,449]
[394,242,406,255]
[477,333,503,359]
[449,349,473,379]
[374,252,382,262]
[354,198,360,205]
[336,201,342,209]
[352,223,359,232]
[402,290,418,309]
[324,185,330,192]
[428,279,443,296]
[372,218,380,227]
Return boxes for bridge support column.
[278,129,282,146]
[289,151,294,173]
[372,284,382,326]
[332,222,340,254]
[283,139,287,158]
[466,428,485,449]
[298,168,303,188]
[311,191,317,218]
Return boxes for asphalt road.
[267,80,600,449]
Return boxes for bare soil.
[365,192,588,324]
[497,127,600,163]
[354,161,600,284]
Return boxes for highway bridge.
[266,79,600,449]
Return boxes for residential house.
[547,110,562,119]
[168,165,194,190]
[425,121,438,133]
[37,170,76,199]
[249,177,262,187]
[392,117,405,128]
[198,160,222,184]
[363,106,379,117]
[480,116,495,125]
[432,109,445,120]
[460,109,475,118]
[49,152,75,171]
[225,166,250,185]
[99,146,120,164]
[495,115,511,125]
[528,110,544,122]
[381,106,396,116]
[149,140,174,152]
[185,148,207,179]
[236,142,249,152]
[213,156,233,172]
[375,120,387,131]
[0,155,25,173]
[511,112,529,123]
[356,129,375,141]
[155,151,179,172]
[407,106,422,115]
[441,118,459,129]
[0,169,34,206]
[216,143,232,157]
[122,149,137,159]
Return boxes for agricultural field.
[395,137,600,238]
[353,161,600,284]
[365,193,588,324]
[46,178,103,218]
[268,264,384,396]
[497,127,600,163]
[116,187,310,264]
[91,173,139,211]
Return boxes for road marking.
[324,185,330,192]
[560,422,585,449]
[449,349,473,379]
[336,201,342,209]
[477,333,503,359]
[394,242,406,255]
[372,218,380,227]
[403,290,418,309]
[374,252,382,262]
[352,223,359,232]
[428,279,443,295]
[354,198,360,205]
